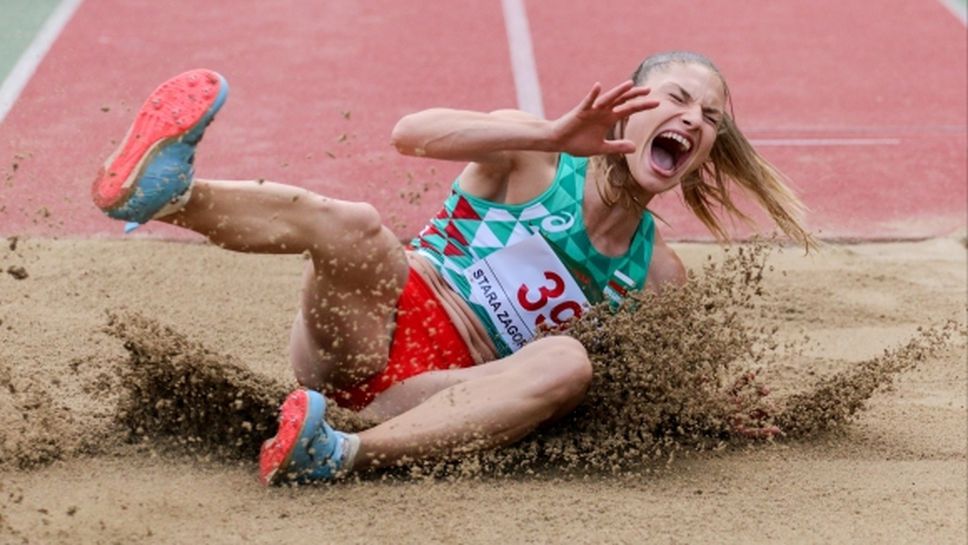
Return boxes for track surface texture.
[0,0,964,241]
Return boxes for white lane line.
[750,138,902,147]
[746,124,966,134]
[0,0,85,125]
[936,0,967,24]
[501,0,544,117]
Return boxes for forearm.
[390,109,556,162]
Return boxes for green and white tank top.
[410,153,655,356]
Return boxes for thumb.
[602,138,636,155]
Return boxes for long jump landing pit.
[0,0,965,544]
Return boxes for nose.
[680,105,702,128]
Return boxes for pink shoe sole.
[91,69,224,211]
[259,389,311,486]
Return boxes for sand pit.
[0,236,965,544]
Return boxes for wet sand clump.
[110,311,287,459]
[108,312,376,460]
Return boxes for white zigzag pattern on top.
[519,203,550,221]
[470,222,503,248]
[505,223,535,246]
[482,208,516,223]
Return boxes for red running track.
[0,0,964,241]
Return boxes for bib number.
[465,235,587,351]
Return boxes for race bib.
[465,234,588,351]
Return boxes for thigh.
[362,336,590,421]
[292,210,410,390]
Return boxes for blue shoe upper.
[106,139,198,223]
[287,389,346,483]
[109,76,229,225]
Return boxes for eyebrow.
[670,83,722,116]
[673,84,694,102]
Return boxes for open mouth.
[649,131,694,177]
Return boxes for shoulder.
[459,111,559,203]
[644,228,686,292]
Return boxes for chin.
[634,171,683,196]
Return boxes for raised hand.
[548,80,658,157]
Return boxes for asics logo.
[540,212,575,233]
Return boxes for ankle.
[339,433,361,471]
[152,183,194,220]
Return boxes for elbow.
[389,115,416,155]
[671,262,688,287]
[667,252,688,287]
[390,112,432,156]
[648,246,687,292]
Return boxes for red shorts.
[329,269,475,411]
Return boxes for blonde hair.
[592,51,817,251]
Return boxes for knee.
[289,312,330,390]
[298,196,385,243]
[336,201,384,240]
[529,336,593,406]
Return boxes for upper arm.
[392,108,558,203]
[644,230,687,293]
[390,108,548,166]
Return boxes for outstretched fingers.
[597,82,652,110]
[554,80,657,157]
[613,84,657,114]
[577,81,655,121]
[617,84,653,104]
[579,82,603,112]
[591,80,635,109]
[613,98,659,118]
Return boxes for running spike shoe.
[259,389,348,486]
[91,68,228,225]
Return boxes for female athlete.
[92,51,814,485]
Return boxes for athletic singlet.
[410,153,655,356]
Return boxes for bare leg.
[164,181,588,473]
[161,178,409,388]
[352,336,592,469]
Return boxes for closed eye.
[702,109,722,127]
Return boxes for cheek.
[695,132,718,162]
[694,145,713,164]
[621,121,650,170]
[622,109,657,145]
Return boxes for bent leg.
[95,70,405,396]
[163,178,389,256]
[353,336,593,469]
[163,178,409,389]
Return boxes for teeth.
[659,131,692,152]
